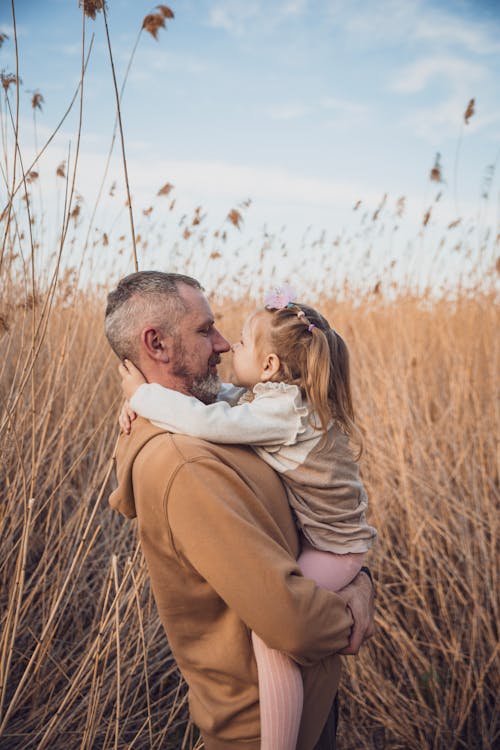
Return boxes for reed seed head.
[142,13,166,39]
[227,208,243,229]
[157,182,174,196]
[395,196,406,217]
[156,5,174,19]
[31,91,44,110]
[79,0,106,20]
[1,71,21,92]
[430,152,443,182]
[464,98,475,125]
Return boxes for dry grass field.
[0,284,498,749]
[1,2,499,748]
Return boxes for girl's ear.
[260,352,281,381]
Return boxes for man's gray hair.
[104,271,202,361]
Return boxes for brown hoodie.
[109,418,354,750]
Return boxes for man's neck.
[140,361,192,396]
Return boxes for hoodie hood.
[109,418,166,519]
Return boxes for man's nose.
[213,328,231,353]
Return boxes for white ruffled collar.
[252,381,302,397]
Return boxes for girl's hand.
[119,359,147,400]
[119,401,137,434]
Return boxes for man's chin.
[190,374,221,404]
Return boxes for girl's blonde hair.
[255,303,362,455]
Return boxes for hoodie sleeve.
[166,455,353,665]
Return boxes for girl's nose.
[230,342,237,352]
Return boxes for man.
[105,271,374,749]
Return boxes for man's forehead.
[178,284,213,323]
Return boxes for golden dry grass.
[0,283,498,749]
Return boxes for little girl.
[119,290,377,750]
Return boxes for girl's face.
[231,314,272,389]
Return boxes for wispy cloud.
[208,0,309,36]
[208,1,262,36]
[129,157,381,210]
[407,97,500,143]
[318,96,370,131]
[0,23,30,40]
[413,13,500,55]
[13,138,384,233]
[332,0,500,55]
[281,0,308,16]
[391,55,486,95]
[267,102,310,120]
[390,51,496,142]
[320,96,368,116]
[267,97,367,123]
[136,48,210,77]
[59,43,81,57]
[335,0,424,45]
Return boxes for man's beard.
[172,343,221,405]
[190,371,221,404]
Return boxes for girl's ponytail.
[303,325,334,432]
[262,301,363,456]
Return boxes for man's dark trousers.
[314,694,338,750]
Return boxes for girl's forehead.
[244,310,273,349]
[243,310,266,336]
[241,318,252,338]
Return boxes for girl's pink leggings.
[252,544,366,750]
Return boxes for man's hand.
[118,359,147,401]
[336,569,375,655]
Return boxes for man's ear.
[142,327,170,363]
[260,352,281,381]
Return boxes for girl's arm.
[130,381,307,446]
[216,382,247,405]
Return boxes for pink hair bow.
[264,284,297,310]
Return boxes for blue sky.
[1,0,499,292]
